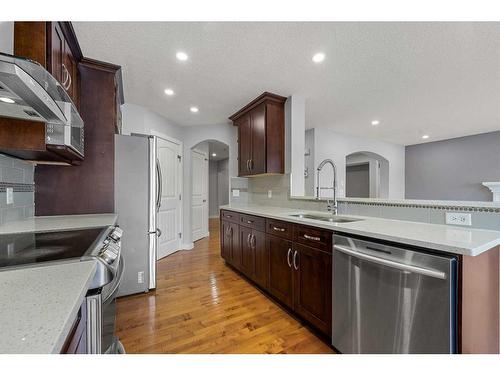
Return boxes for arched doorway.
[345,151,390,198]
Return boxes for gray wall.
[405,131,500,201]
[209,161,219,217]
[209,158,229,217]
[346,164,370,198]
[0,154,35,224]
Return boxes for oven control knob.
[100,247,118,264]
[110,227,123,242]
[107,241,120,255]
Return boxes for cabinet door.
[267,234,294,308]
[239,226,255,277]
[63,38,78,105]
[221,220,231,261]
[252,230,268,289]
[238,114,252,176]
[250,104,266,175]
[50,23,65,85]
[293,243,332,335]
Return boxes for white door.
[157,137,182,259]
[191,149,209,242]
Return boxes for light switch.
[232,189,240,197]
[268,190,272,198]
[6,188,13,205]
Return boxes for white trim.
[482,182,500,202]
[155,134,184,252]
[191,148,209,242]
[182,242,194,250]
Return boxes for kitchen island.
[0,260,97,353]
[220,203,500,354]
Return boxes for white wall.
[121,103,237,249]
[0,22,14,54]
[313,128,405,199]
[121,103,184,141]
[182,124,238,247]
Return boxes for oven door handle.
[102,257,125,304]
[333,244,446,280]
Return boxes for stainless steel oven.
[332,234,458,354]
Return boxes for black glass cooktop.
[0,227,107,269]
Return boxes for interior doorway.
[191,139,229,242]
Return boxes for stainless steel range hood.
[0,52,84,157]
[0,52,83,127]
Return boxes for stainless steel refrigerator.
[115,134,162,297]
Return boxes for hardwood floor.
[115,218,334,354]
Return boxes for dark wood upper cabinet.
[229,92,287,177]
[15,22,82,107]
[293,243,332,335]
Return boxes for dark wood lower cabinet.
[267,234,294,308]
[221,220,240,268]
[222,212,333,337]
[240,226,255,277]
[293,243,332,335]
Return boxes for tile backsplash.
[231,174,500,231]
[0,154,35,225]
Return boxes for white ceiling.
[73,22,500,145]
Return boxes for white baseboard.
[182,242,194,250]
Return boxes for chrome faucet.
[316,159,338,215]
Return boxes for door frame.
[191,147,209,242]
[153,132,183,255]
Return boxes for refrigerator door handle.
[156,158,163,211]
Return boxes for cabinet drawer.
[294,225,332,253]
[240,214,266,231]
[266,219,293,240]
[221,210,240,223]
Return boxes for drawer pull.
[226,214,232,218]
[304,234,321,242]
[272,226,285,232]
[246,220,253,224]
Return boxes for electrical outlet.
[232,189,240,197]
[6,188,13,205]
[268,190,272,198]
[445,212,472,226]
[138,271,144,284]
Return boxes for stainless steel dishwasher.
[332,234,458,354]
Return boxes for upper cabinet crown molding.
[230,92,287,177]
[229,92,287,121]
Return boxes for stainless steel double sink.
[289,213,362,223]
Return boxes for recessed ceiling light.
[212,153,217,157]
[371,120,380,126]
[312,52,325,63]
[164,88,174,96]
[422,135,430,139]
[0,97,15,104]
[190,106,199,113]
[176,52,188,61]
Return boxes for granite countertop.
[221,204,500,256]
[0,213,118,235]
[0,260,97,353]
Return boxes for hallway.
[115,219,334,353]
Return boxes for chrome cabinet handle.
[251,234,256,249]
[333,244,447,280]
[293,250,298,270]
[304,234,321,242]
[226,214,232,218]
[250,159,254,171]
[246,160,251,172]
[273,226,285,232]
[287,248,292,268]
[61,64,69,88]
[246,220,253,224]
[247,233,251,248]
